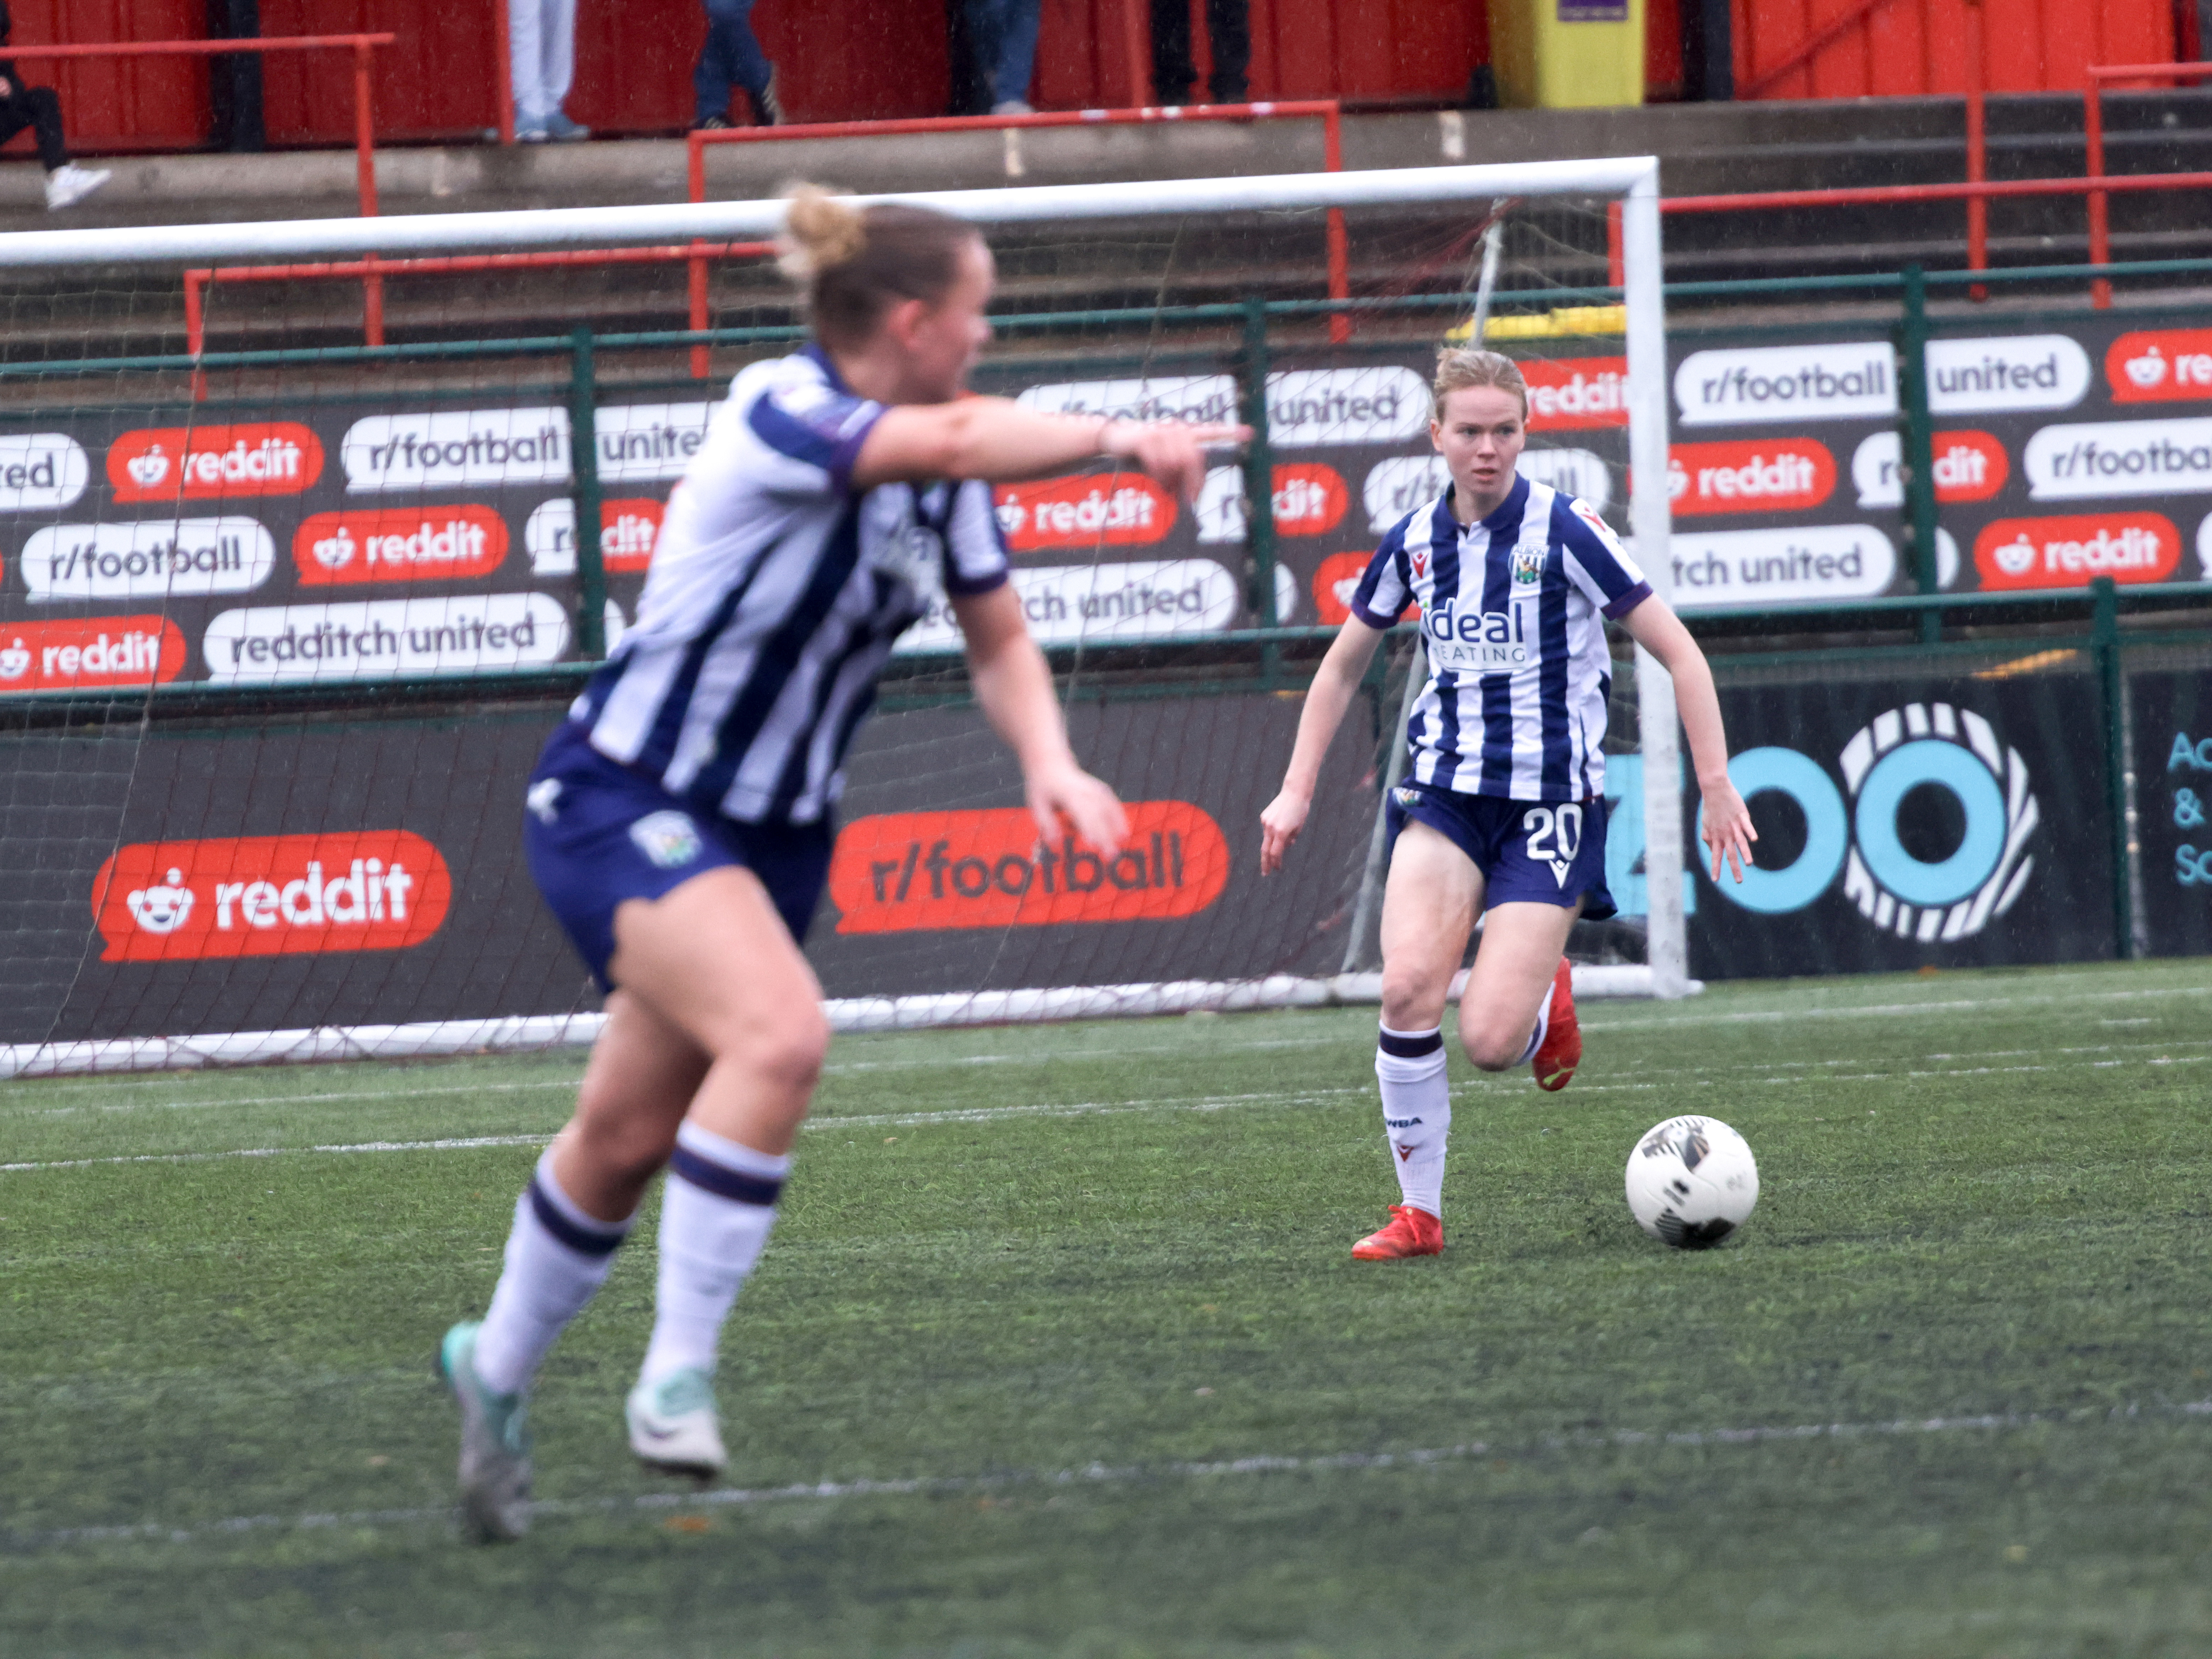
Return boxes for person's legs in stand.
[964,0,1004,110]
[694,0,775,128]
[692,0,735,127]
[539,0,589,140]
[1201,0,1249,102]
[989,0,1040,112]
[508,0,547,136]
[0,87,107,209]
[1149,0,1196,105]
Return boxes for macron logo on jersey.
[1423,596,1533,673]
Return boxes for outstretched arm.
[951,581,1127,856]
[1259,617,1388,875]
[1619,598,1756,883]
[854,400,1247,500]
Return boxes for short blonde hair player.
[1260,346,1754,1261]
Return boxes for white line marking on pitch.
[1583,980,2212,1033]
[0,1091,1370,1174]
[11,1029,2207,1129]
[3,1080,582,1120]
[10,1039,2208,1176]
[0,1134,554,1173]
[14,1398,2210,1552]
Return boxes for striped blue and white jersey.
[1350,474,1652,802]
[570,345,1009,825]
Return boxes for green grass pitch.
[5,959,2212,1656]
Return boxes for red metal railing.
[11,35,395,347]
[1598,56,2207,307]
[685,102,1351,370]
[2084,59,2212,307]
[1657,171,2212,294]
[182,241,775,397]
[491,1,516,148]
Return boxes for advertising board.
[0,693,1376,1044]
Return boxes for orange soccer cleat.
[1351,1204,1443,1260]
[1532,958,1581,1092]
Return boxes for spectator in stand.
[509,0,590,142]
[1151,0,1248,106]
[693,0,779,130]
[0,4,109,210]
[965,0,1040,115]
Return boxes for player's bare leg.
[1457,899,1582,1088]
[440,995,703,1541]
[601,866,829,1476]
[1354,824,1482,1260]
[553,991,711,1220]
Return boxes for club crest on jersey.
[630,810,703,869]
[872,521,946,594]
[1510,543,1546,585]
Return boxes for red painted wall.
[3,0,209,151]
[1736,0,2176,99]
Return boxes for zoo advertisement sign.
[1634,670,2118,977]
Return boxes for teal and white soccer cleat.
[626,1368,726,1478]
[437,1321,533,1541]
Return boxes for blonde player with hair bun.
[1261,345,1754,1261]
[437,183,1247,1539]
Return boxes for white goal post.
[0,158,1688,1079]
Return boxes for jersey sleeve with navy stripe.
[742,358,886,499]
[1348,514,1417,628]
[1554,491,1652,619]
[565,346,1003,828]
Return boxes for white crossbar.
[0,158,1658,267]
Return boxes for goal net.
[0,158,1681,1077]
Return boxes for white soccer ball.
[1625,1116,1758,1249]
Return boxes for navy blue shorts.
[1385,781,1617,922]
[522,722,833,993]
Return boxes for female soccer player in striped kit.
[439,186,1246,1540]
[1260,348,1754,1261]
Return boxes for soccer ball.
[1625,1116,1758,1249]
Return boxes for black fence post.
[570,325,608,660]
[1239,296,1279,683]
[2092,574,2133,959]
[1896,265,1941,646]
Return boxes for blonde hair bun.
[778,182,867,284]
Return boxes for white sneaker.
[991,99,1034,116]
[625,1367,726,1477]
[44,164,109,211]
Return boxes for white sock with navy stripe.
[1516,979,1557,1067]
[473,1147,634,1396]
[639,1121,790,1386]
[1376,1025,1450,1219]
